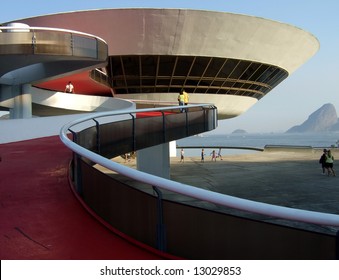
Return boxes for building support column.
[10,84,32,119]
[137,142,170,179]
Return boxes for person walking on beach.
[201,149,205,162]
[319,149,327,175]
[217,148,223,160]
[325,149,336,176]
[180,149,185,163]
[211,150,216,162]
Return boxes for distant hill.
[286,103,339,133]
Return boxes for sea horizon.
[176,131,339,157]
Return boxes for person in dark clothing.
[319,149,327,175]
[201,149,205,162]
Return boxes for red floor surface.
[0,136,168,260]
[36,71,112,96]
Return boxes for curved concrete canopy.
[5,9,319,119]
[16,8,319,74]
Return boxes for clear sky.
[2,0,339,133]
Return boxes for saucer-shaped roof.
[16,8,319,74]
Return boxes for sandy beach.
[109,147,339,234]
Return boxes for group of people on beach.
[319,149,336,176]
[205,149,223,162]
[180,148,223,163]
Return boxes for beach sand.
[109,148,339,234]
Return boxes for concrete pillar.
[0,85,13,109]
[9,84,32,119]
[137,142,170,179]
[169,141,177,157]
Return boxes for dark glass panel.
[240,62,260,80]
[157,79,170,86]
[190,56,212,77]
[238,83,252,90]
[174,56,195,76]
[140,55,157,76]
[171,78,184,85]
[206,58,227,77]
[112,76,126,87]
[124,77,139,86]
[206,88,218,94]
[247,64,267,81]
[121,56,140,75]
[217,59,238,78]
[229,60,252,79]
[267,69,288,88]
[210,80,224,87]
[158,56,176,76]
[107,55,288,100]
[222,81,236,88]
[233,82,245,88]
[141,77,155,86]
[109,56,123,76]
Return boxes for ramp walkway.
[0,136,172,259]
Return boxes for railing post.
[202,106,207,132]
[69,129,83,196]
[214,105,218,129]
[185,109,189,136]
[70,33,74,56]
[152,186,167,252]
[336,230,339,260]
[161,111,166,143]
[95,38,98,60]
[129,113,136,151]
[31,30,36,54]
[93,119,100,154]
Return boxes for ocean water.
[176,132,339,157]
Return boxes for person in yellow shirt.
[179,89,189,112]
[177,90,185,112]
[183,89,189,106]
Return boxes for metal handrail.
[0,26,107,44]
[0,26,107,61]
[60,106,339,227]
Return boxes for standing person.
[319,149,327,175]
[211,150,216,162]
[183,89,189,111]
[217,148,223,160]
[65,81,74,93]
[180,149,185,163]
[177,91,185,112]
[325,149,336,176]
[201,149,205,162]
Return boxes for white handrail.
[0,26,107,44]
[60,106,339,227]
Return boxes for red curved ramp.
[0,136,167,259]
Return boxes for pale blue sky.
[2,0,339,133]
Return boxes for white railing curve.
[60,106,339,227]
[0,26,107,44]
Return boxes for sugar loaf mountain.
[286,103,339,133]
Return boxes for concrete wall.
[18,8,319,74]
